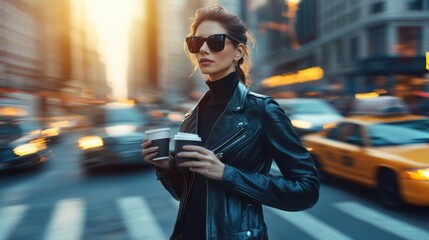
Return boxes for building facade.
[248,0,429,109]
[0,0,107,116]
[0,0,42,92]
[128,0,194,104]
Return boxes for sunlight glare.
[85,0,142,99]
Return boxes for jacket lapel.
[180,81,250,151]
[205,82,249,150]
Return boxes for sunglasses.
[185,34,242,53]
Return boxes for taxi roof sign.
[350,96,410,117]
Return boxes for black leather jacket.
[156,81,319,240]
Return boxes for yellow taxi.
[302,97,429,207]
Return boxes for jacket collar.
[227,80,248,112]
[184,80,248,118]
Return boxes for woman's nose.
[199,41,210,53]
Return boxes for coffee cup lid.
[174,132,201,141]
[145,128,171,134]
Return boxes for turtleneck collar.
[205,71,239,105]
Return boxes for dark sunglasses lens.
[186,37,204,53]
[207,35,225,52]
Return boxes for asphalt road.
[1,131,428,240]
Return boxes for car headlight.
[42,127,60,137]
[77,136,104,150]
[291,120,313,129]
[404,168,429,181]
[13,143,39,156]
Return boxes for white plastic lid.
[174,132,201,141]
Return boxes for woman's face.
[193,20,241,81]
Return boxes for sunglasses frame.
[185,34,242,53]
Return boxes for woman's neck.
[205,71,238,104]
[206,67,236,81]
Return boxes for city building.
[247,0,429,111]
[0,0,42,92]
[0,0,107,116]
[128,0,194,104]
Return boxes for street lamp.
[283,0,301,49]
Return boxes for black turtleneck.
[199,71,239,143]
[181,71,239,240]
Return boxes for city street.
[1,131,428,240]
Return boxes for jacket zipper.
[217,133,247,155]
[212,128,245,153]
[176,172,195,230]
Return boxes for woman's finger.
[141,139,151,148]
[179,161,209,168]
[144,151,159,161]
[182,145,211,154]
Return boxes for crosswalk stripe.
[334,202,429,240]
[267,207,353,240]
[0,205,28,240]
[43,198,85,240]
[170,198,179,208]
[117,196,167,240]
[171,195,351,240]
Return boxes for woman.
[141,5,319,240]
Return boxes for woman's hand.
[141,139,173,171]
[177,145,225,181]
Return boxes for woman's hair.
[185,5,256,86]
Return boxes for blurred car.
[349,95,429,132]
[275,98,344,136]
[302,110,429,207]
[350,95,410,116]
[76,102,152,172]
[0,116,51,171]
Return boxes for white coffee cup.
[145,128,171,160]
[174,132,202,163]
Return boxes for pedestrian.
[141,5,319,240]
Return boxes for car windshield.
[0,121,23,137]
[93,107,145,126]
[284,101,338,114]
[367,123,429,146]
[383,119,429,132]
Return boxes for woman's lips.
[199,58,213,66]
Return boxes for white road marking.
[0,205,28,240]
[170,198,179,208]
[43,198,85,240]
[117,196,167,240]
[335,202,429,240]
[267,207,353,240]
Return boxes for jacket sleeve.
[220,97,320,211]
[155,156,185,201]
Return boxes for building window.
[370,2,385,14]
[395,27,422,56]
[350,36,359,63]
[368,25,387,57]
[322,45,330,67]
[408,0,423,10]
[349,7,361,23]
[336,40,343,65]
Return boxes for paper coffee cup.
[145,128,171,160]
[174,132,202,163]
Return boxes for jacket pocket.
[214,125,258,161]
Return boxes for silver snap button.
[246,231,251,237]
[238,122,243,126]
[236,106,241,110]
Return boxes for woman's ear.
[234,43,245,61]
